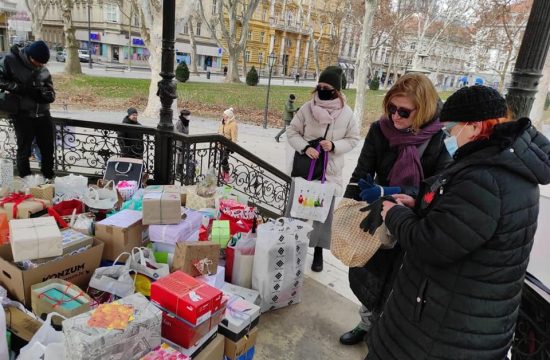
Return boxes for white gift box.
[149,209,203,245]
[63,293,162,360]
[197,266,226,290]
[219,296,260,342]
[9,217,62,262]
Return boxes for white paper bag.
[252,218,312,312]
[290,177,335,223]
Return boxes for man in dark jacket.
[0,40,55,179]
[117,107,144,158]
[274,94,298,142]
[368,86,550,360]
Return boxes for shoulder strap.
[417,138,431,159]
[323,124,330,139]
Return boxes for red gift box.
[151,271,222,326]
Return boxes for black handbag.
[104,157,145,187]
[291,124,330,180]
[0,91,19,116]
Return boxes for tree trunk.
[383,51,394,88]
[242,42,248,76]
[188,16,199,74]
[354,0,378,127]
[530,51,550,126]
[61,0,82,75]
[226,48,241,83]
[313,40,320,78]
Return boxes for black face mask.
[317,88,336,101]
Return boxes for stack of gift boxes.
[0,176,265,360]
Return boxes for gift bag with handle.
[83,180,118,211]
[18,312,66,360]
[128,247,170,297]
[290,146,335,223]
[252,218,312,312]
[87,252,135,305]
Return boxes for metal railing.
[0,117,291,218]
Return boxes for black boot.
[311,246,323,272]
[339,326,367,345]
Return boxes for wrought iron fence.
[0,117,291,218]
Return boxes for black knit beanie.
[26,40,50,64]
[127,107,138,116]
[318,66,344,91]
[441,85,508,123]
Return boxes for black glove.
[359,195,397,234]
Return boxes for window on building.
[410,42,416,50]
[258,52,264,64]
[196,22,202,36]
[245,50,251,62]
[248,30,252,40]
[262,9,267,21]
[104,3,119,23]
[212,0,217,15]
[183,22,189,35]
[133,14,139,27]
[260,32,265,43]
[498,61,504,70]
[285,38,291,48]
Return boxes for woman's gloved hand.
[358,174,401,203]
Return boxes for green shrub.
[176,61,190,83]
[369,78,380,91]
[246,66,259,86]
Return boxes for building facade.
[0,0,18,51]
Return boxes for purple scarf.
[379,116,442,188]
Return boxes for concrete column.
[279,33,287,75]
[269,34,275,54]
[294,36,301,73]
[303,38,311,78]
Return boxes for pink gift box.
[140,343,189,359]
[149,209,203,245]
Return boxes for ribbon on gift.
[38,282,85,309]
[0,193,46,219]
[193,258,213,275]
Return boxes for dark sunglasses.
[316,85,335,92]
[388,104,415,119]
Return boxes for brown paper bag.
[171,241,220,277]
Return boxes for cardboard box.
[211,221,230,249]
[172,241,220,277]
[194,333,224,360]
[219,297,260,342]
[0,239,104,306]
[29,184,55,201]
[163,327,218,359]
[0,198,50,220]
[140,343,190,359]
[95,209,148,261]
[143,186,182,225]
[9,217,62,261]
[149,208,203,245]
[4,306,42,342]
[151,271,222,326]
[224,327,257,360]
[31,228,94,266]
[63,293,162,360]
[31,279,92,321]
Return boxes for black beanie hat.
[318,66,344,91]
[289,94,296,100]
[127,107,138,116]
[441,85,508,123]
[180,109,191,117]
[26,40,50,64]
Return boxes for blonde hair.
[382,73,439,132]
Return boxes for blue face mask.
[443,124,466,157]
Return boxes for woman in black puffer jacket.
[372,85,550,360]
[340,73,451,347]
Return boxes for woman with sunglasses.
[340,73,451,347]
[286,65,360,272]
[368,86,550,360]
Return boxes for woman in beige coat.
[286,66,360,272]
[218,107,238,183]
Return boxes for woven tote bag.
[331,198,392,267]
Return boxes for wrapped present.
[140,343,189,360]
[95,210,148,261]
[224,327,258,360]
[222,283,261,306]
[115,180,139,201]
[63,293,162,360]
[143,186,182,225]
[171,241,220,277]
[197,266,226,290]
[29,184,55,201]
[150,271,222,326]
[31,279,91,321]
[219,296,260,342]
[0,193,49,220]
[185,186,216,210]
[31,228,94,266]
[0,213,8,245]
[149,208,202,245]
[211,220,230,249]
[9,217,62,262]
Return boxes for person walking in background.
[275,94,299,142]
[286,65,361,272]
[117,107,144,158]
[218,107,238,183]
[223,66,228,76]
[0,40,56,179]
[367,86,550,360]
[340,73,451,348]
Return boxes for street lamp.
[87,0,92,68]
[263,52,277,129]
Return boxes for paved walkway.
[51,108,364,307]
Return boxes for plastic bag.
[121,188,145,211]
[54,174,88,198]
[231,231,257,288]
[196,168,217,197]
[72,213,95,235]
[87,252,135,304]
[18,312,66,360]
[83,180,118,210]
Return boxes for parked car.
[56,50,66,62]
[78,49,91,63]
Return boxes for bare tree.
[198,0,261,83]
[476,0,532,92]
[187,14,199,74]
[134,0,196,117]
[24,0,50,40]
[354,0,378,126]
[59,0,82,75]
